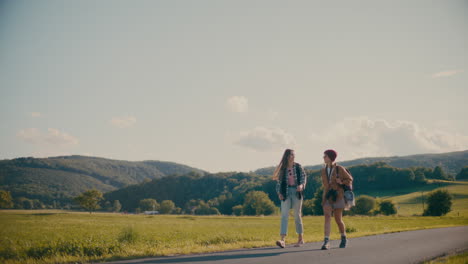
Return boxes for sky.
[1,0,467,172]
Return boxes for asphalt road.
[103,226,468,264]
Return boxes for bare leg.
[324,206,333,238]
[334,208,345,235]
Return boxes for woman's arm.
[298,165,307,190]
[321,169,328,204]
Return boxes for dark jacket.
[276,163,307,200]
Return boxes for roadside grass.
[423,251,468,264]
[0,210,467,264]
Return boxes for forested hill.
[255,150,468,176]
[0,155,205,203]
[105,162,430,212]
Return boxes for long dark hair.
[272,149,294,180]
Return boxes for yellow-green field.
[359,180,468,217]
[0,210,467,264]
[423,251,468,264]
[1,180,467,264]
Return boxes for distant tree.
[232,205,243,216]
[378,200,397,215]
[22,198,34,209]
[33,199,45,209]
[312,188,324,216]
[432,166,449,180]
[423,189,452,216]
[302,199,314,216]
[414,170,426,183]
[75,189,103,213]
[456,167,468,180]
[113,200,122,212]
[242,191,276,216]
[13,197,32,209]
[352,195,376,215]
[184,199,201,215]
[104,201,112,211]
[0,190,14,209]
[209,193,236,215]
[195,201,220,215]
[160,200,175,214]
[139,199,159,211]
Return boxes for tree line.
[1,163,464,215]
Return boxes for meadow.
[359,180,468,217]
[1,180,467,264]
[0,210,467,264]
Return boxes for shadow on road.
[125,247,323,264]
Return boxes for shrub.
[352,195,376,215]
[423,189,452,216]
[302,199,314,216]
[118,226,139,244]
[242,191,276,216]
[379,200,397,215]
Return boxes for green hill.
[105,162,432,212]
[0,155,205,204]
[255,150,468,176]
[356,179,468,217]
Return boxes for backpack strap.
[336,164,353,191]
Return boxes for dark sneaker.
[276,240,285,248]
[321,238,330,250]
[339,236,347,248]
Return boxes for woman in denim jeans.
[273,149,307,248]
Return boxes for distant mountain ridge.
[0,155,206,203]
[1,150,467,206]
[254,150,468,176]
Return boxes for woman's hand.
[279,194,284,201]
[336,178,343,185]
[296,184,304,192]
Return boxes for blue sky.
[1,0,467,172]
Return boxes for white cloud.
[309,117,468,160]
[432,69,464,78]
[17,128,79,146]
[45,128,79,146]
[110,115,137,128]
[235,126,296,151]
[226,96,248,113]
[17,128,42,144]
[30,112,42,118]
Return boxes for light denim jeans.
[280,187,303,235]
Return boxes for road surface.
[103,226,468,264]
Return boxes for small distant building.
[144,211,159,215]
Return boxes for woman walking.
[273,149,307,248]
[321,149,353,250]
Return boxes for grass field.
[1,180,467,264]
[423,251,468,264]
[0,210,467,264]
[357,180,468,217]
